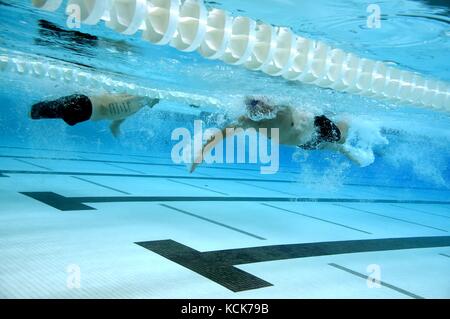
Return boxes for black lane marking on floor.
[160,204,265,240]
[390,204,450,220]
[0,153,298,175]
[130,155,161,163]
[1,154,184,169]
[20,192,94,211]
[0,169,299,183]
[135,236,450,292]
[236,181,299,197]
[14,158,52,171]
[77,154,151,165]
[0,172,7,177]
[0,145,389,173]
[103,162,146,175]
[0,145,131,157]
[335,204,448,233]
[167,179,229,196]
[74,155,91,160]
[439,253,450,258]
[0,155,298,176]
[353,187,395,199]
[262,203,372,235]
[19,192,450,211]
[1,153,449,191]
[174,166,226,179]
[71,176,130,195]
[328,263,424,299]
[2,146,450,190]
[5,168,450,196]
[0,146,305,174]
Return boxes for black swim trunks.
[299,115,341,150]
[30,94,93,126]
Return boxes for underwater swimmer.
[30,94,373,170]
[30,94,160,136]
[190,96,365,173]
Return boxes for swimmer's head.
[245,97,259,108]
[245,96,278,120]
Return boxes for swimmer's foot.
[30,94,93,126]
[146,98,160,108]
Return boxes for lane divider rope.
[29,0,450,112]
[0,49,222,107]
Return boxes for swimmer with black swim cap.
[189,96,361,172]
[30,93,160,137]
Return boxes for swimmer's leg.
[30,94,92,126]
[31,94,160,134]
[109,119,125,138]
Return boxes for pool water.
[0,0,449,298]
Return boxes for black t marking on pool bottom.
[135,236,450,292]
[22,192,94,211]
[19,192,450,211]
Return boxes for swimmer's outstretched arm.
[323,142,367,166]
[189,97,273,173]
[189,127,225,173]
[189,119,244,173]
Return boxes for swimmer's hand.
[188,161,200,174]
[188,136,210,174]
[189,127,233,173]
[330,143,375,167]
